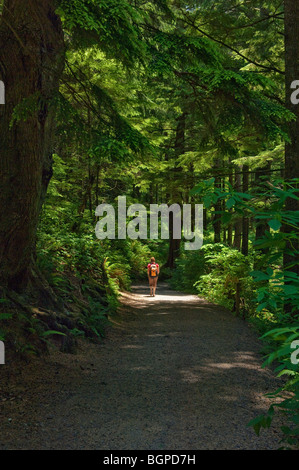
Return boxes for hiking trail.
[0,283,283,450]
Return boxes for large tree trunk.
[253,162,271,271]
[0,0,65,291]
[284,0,299,286]
[254,162,271,239]
[241,165,249,256]
[227,168,233,246]
[165,112,186,269]
[213,159,222,244]
[233,168,242,250]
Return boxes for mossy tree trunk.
[0,0,65,292]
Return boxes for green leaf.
[268,219,282,231]
[226,197,236,209]
[0,313,13,320]
[284,285,299,295]
[41,330,67,338]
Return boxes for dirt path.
[0,283,284,450]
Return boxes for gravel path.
[0,283,284,450]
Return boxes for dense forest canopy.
[0,0,298,447]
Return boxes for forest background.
[0,0,298,447]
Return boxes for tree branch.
[180,13,284,75]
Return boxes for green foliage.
[251,269,299,317]
[248,327,299,449]
[36,152,155,340]
[82,297,111,338]
[0,310,12,341]
[1,0,298,449]
[170,243,257,313]
[58,0,146,64]
[197,244,254,312]
[169,249,206,293]
[189,175,299,445]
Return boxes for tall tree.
[0,0,65,291]
[165,112,186,269]
[241,164,249,256]
[283,0,299,287]
[233,167,242,250]
[213,160,222,243]
[0,0,169,293]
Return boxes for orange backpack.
[150,264,158,277]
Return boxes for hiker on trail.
[147,257,159,297]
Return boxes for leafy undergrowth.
[0,223,157,360]
[0,265,116,360]
[248,326,299,450]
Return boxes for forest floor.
[0,283,286,450]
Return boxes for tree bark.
[227,166,234,246]
[241,165,249,256]
[213,160,221,243]
[0,0,65,291]
[203,208,208,231]
[284,0,299,281]
[222,176,226,243]
[233,168,242,250]
[254,162,271,255]
[165,112,185,269]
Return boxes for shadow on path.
[0,283,284,450]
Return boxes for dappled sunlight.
[127,283,202,305]
[180,370,201,384]
[130,366,152,372]
[146,332,180,338]
[1,282,284,451]
[145,312,171,316]
[1,0,296,451]
[146,333,168,338]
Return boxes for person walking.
[147,257,160,297]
